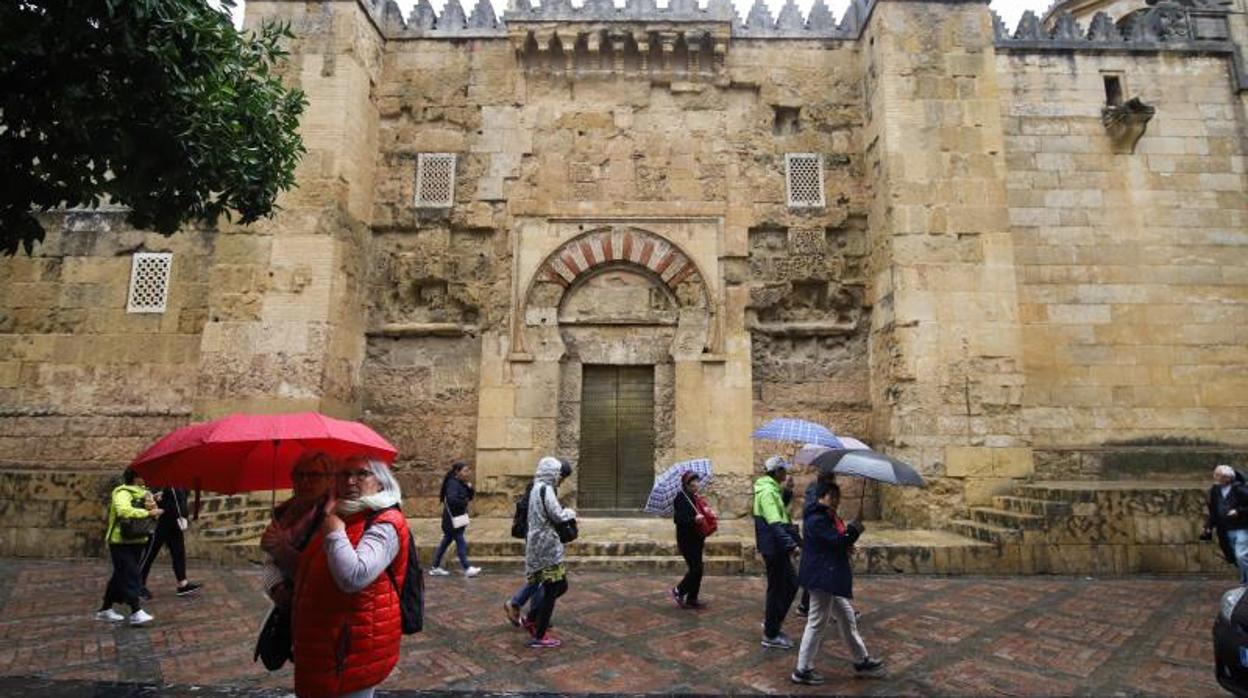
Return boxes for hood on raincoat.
[535,456,564,487]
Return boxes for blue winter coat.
[797,500,861,598]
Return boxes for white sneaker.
[129,609,154,626]
[429,567,450,577]
[94,609,124,622]
[464,566,481,578]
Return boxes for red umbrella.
[131,412,397,494]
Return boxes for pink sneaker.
[528,635,562,649]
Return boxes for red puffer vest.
[292,509,409,698]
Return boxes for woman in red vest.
[292,456,410,698]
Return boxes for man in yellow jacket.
[96,467,161,626]
[753,456,801,650]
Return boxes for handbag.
[542,485,579,543]
[447,501,470,529]
[692,492,719,537]
[173,489,189,531]
[119,515,157,538]
[254,603,293,671]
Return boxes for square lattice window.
[415,153,457,208]
[126,253,172,314]
[785,153,825,208]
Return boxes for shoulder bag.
[542,485,578,543]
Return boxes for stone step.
[969,507,1046,531]
[195,505,272,527]
[992,495,1072,518]
[194,495,253,515]
[414,539,744,559]
[439,555,746,575]
[198,519,269,542]
[947,518,1021,544]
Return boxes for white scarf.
[336,490,401,515]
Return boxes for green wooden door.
[578,365,655,511]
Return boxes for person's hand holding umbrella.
[320,493,343,535]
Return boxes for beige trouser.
[796,590,868,672]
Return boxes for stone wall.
[0,213,212,470]
[863,0,1031,528]
[999,48,1248,454]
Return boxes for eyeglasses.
[336,469,375,481]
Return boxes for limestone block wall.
[0,212,212,470]
[362,27,871,514]
[195,0,383,420]
[863,0,1031,528]
[998,50,1248,460]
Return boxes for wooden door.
[578,365,655,511]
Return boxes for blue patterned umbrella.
[644,458,714,515]
[752,418,843,448]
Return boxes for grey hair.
[1215,464,1236,479]
[337,457,403,514]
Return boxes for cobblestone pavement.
[0,558,1231,696]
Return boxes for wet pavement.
[0,558,1231,696]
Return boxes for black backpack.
[366,506,424,635]
[511,483,534,539]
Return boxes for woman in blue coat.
[430,462,482,577]
[791,481,884,685]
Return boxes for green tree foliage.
[0,0,307,255]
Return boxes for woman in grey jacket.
[524,456,576,648]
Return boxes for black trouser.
[676,533,704,603]
[101,543,145,613]
[139,520,187,587]
[799,588,810,611]
[532,577,569,640]
[762,552,798,638]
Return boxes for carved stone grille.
[785,154,825,208]
[415,153,457,208]
[126,253,172,314]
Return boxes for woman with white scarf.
[291,456,411,698]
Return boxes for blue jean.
[433,527,471,570]
[510,580,545,614]
[1229,529,1248,584]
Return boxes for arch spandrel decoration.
[514,226,720,358]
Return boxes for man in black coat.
[139,486,201,598]
[1204,464,1248,583]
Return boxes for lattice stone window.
[415,153,457,208]
[785,153,825,208]
[126,253,173,314]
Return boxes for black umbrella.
[812,449,925,487]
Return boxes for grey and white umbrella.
[795,439,869,466]
[811,449,925,488]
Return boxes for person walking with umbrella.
[430,462,481,578]
[791,481,884,684]
[671,471,713,609]
[292,456,411,697]
[755,455,801,650]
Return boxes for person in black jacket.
[791,481,883,686]
[1204,464,1248,583]
[430,462,482,577]
[796,471,837,617]
[670,472,708,609]
[138,486,201,598]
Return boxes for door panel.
[578,365,655,510]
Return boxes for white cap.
[764,455,791,472]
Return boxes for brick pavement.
[0,558,1231,696]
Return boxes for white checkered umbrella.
[644,458,714,515]
[751,418,844,448]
